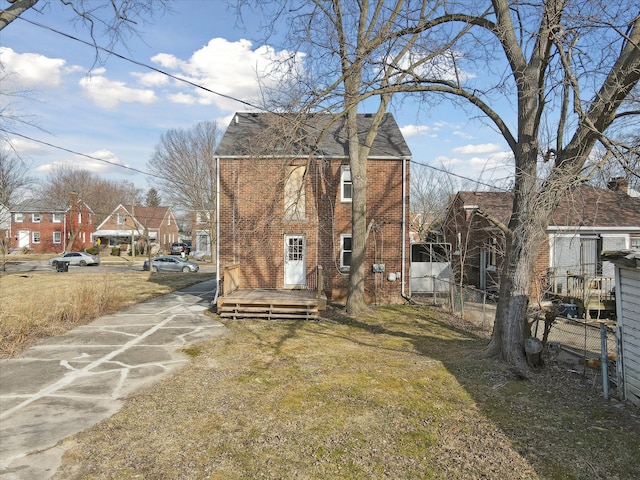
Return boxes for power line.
[15,15,511,193]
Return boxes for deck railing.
[220,263,324,299]
[222,263,241,297]
[304,265,324,299]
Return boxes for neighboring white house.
[606,251,640,407]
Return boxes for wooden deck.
[217,289,327,320]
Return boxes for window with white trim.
[53,231,62,244]
[631,237,640,251]
[78,212,82,223]
[340,234,352,270]
[196,211,210,224]
[32,213,41,223]
[340,165,352,202]
[117,213,125,225]
[51,213,62,223]
[32,231,40,243]
[14,213,24,222]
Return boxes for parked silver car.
[143,256,199,273]
[50,252,100,267]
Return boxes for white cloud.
[151,38,305,112]
[132,71,170,87]
[400,125,432,138]
[0,47,66,88]
[79,74,157,109]
[453,143,502,155]
[167,92,197,104]
[34,150,127,175]
[8,137,51,156]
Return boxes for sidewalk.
[0,280,225,479]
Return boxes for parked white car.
[50,252,100,267]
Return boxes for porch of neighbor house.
[216,264,327,320]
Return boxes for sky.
[0,0,514,195]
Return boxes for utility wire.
[15,15,511,193]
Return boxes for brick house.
[443,180,640,302]
[7,197,95,254]
[94,204,179,254]
[215,112,411,304]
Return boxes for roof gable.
[216,112,411,159]
[96,204,172,230]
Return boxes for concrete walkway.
[0,280,225,479]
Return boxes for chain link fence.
[410,276,618,394]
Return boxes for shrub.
[111,247,121,256]
[85,247,100,255]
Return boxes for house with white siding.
[605,251,640,407]
[443,179,640,317]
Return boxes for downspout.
[213,156,221,306]
[401,156,410,303]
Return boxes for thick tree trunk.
[346,109,368,314]
[485,179,551,371]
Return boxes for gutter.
[401,156,408,299]
[213,156,221,307]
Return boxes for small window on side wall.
[340,166,352,202]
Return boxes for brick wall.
[218,156,409,304]
[9,203,94,254]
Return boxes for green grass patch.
[54,306,640,479]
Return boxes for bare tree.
[1,0,169,45]
[39,165,131,223]
[0,148,33,207]
[250,1,639,369]
[411,164,458,240]
[147,121,219,259]
[245,0,468,314]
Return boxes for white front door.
[18,230,30,248]
[284,235,306,287]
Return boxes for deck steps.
[216,290,324,320]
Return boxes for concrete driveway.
[0,280,225,479]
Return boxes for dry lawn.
[54,306,640,479]
[0,271,215,358]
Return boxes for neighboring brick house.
[215,112,411,304]
[7,197,95,254]
[94,204,179,254]
[443,180,640,300]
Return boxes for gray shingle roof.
[456,185,640,228]
[215,112,411,159]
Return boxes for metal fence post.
[600,322,609,400]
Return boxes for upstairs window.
[196,211,210,224]
[32,213,41,223]
[51,213,62,223]
[340,166,352,202]
[117,213,125,225]
[14,213,24,222]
